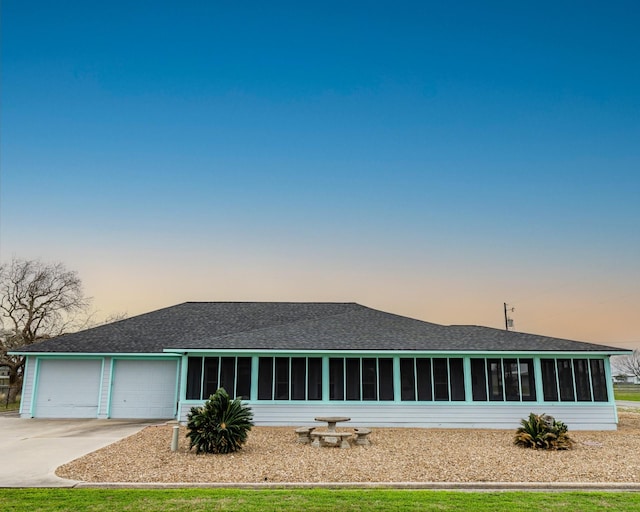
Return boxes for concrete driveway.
[0,413,156,487]
[616,400,640,409]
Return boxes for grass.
[0,399,20,412]
[2,489,640,512]
[614,384,640,402]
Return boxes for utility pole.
[504,303,515,331]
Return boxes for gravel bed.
[57,412,640,484]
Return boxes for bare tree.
[0,258,90,401]
[614,349,640,381]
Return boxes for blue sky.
[2,1,639,345]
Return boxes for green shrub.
[186,388,254,454]
[514,413,573,450]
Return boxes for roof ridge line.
[184,301,360,305]
[201,303,367,341]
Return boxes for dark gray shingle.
[15,302,627,354]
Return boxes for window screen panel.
[433,358,449,401]
[378,358,394,401]
[541,359,558,401]
[557,359,575,401]
[345,358,361,400]
[574,359,592,402]
[503,359,520,401]
[519,359,536,401]
[235,357,252,399]
[400,358,416,401]
[219,357,236,397]
[416,358,433,401]
[274,357,290,400]
[471,359,487,401]
[307,358,323,400]
[449,358,465,401]
[590,359,609,402]
[291,358,306,400]
[487,359,504,401]
[186,357,203,400]
[329,358,344,400]
[203,357,219,399]
[257,357,273,400]
[361,358,377,400]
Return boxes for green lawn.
[0,398,20,412]
[614,384,640,401]
[2,489,640,512]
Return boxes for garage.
[35,359,102,418]
[109,359,178,419]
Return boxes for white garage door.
[110,360,178,419]
[35,359,102,418]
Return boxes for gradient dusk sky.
[1,1,639,347]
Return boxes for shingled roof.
[15,302,627,354]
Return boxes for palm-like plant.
[514,413,573,450]
[187,388,254,454]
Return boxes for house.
[11,302,631,429]
[610,355,640,385]
[0,365,9,388]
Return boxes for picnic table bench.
[309,416,352,448]
[310,430,353,449]
[353,427,372,446]
[295,426,315,444]
[295,417,372,449]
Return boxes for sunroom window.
[329,357,394,401]
[470,358,536,402]
[185,356,252,400]
[257,357,323,401]
[400,357,465,401]
[540,358,609,402]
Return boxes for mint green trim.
[392,357,401,402]
[178,353,617,408]
[321,356,329,401]
[19,357,30,416]
[164,348,627,357]
[570,359,578,401]
[30,357,41,417]
[11,352,179,357]
[97,358,105,416]
[106,358,115,418]
[586,359,595,402]
[241,399,615,406]
[250,356,259,401]
[30,355,105,360]
[199,358,205,398]
[604,358,618,423]
[533,357,544,402]
[11,348,630,357]
[174,359,181,417]
[179,356,189,401]
[463,357,473,403]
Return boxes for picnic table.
[314,416,350,433]
[311,417,352,448]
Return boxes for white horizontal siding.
[179,401,618,430]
